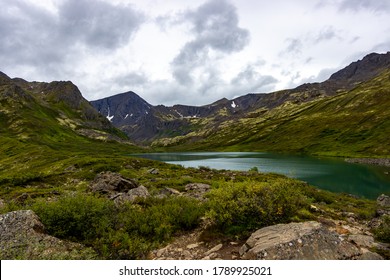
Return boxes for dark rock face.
[329,52,390,85]
[0,210,95,259]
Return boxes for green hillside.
[0,73,141,198]
[153,69,390,157]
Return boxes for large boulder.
[184,183,211,201]
[240,221,361,260]
[0,210,96,259]
[112,185,150,205]
[89,171,138,194]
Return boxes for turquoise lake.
[132,152,390,199]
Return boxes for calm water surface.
[132,152,390,199]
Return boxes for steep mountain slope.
[0,72,140,197]
[91,52,390,152]
[0,72,127,144]
[155,68,390,156]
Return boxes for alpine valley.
[1,52,390,260]
[91,52,390,157]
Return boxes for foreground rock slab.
[0,210,95,259]
[240,221,362,260]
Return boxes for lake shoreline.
[345,158,390,167]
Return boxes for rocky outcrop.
[375,194,390,217]
[184,183,211,201]
[90,172,150,205]
[112,185,150,205]
[0,210,96,259]
[89,171,138,194]
[239,221,382,260]
[377,194,390,208]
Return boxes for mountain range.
[90,51,390,156]
[1,51,389,157]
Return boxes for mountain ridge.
[90,51,390,149]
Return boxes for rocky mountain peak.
[329,51,390,84]
[0,71,11,85]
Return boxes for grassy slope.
[156,69,390,157]
[1,75,388,259]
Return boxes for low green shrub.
[32,193,115,243]
[374,215,390,243]
[31,193,205,259]
[205,178,309,236]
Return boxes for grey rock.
[113,185,150,205]
[90,171,138,194]
[184,183,211,201]
[377,194,390,208]
[0,198,5,208]
[148,168,159,175]
[0,210,95,259]
[128,185,150,200]
[240,221,361,260]
[357,251,384,260]
[348,234,375,248]
[159,187,182,198]
[205,244,223,256]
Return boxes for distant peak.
[328,51,390,83]
[0,71,11,84]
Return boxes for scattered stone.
[156,247,167,258]
[0,198,5,209]
[240,221,361,260]
[14,193,30,204]
[377,194,390,208]
[164,187,182,196]
[89,172,138,194]
[148,168,159,175]
[187,243,199,249]
[182,250,192,259]
[64,165,77,172]
[184,183,211,201]
[113,186,150,205]
[208,252,219,259]
[205,244,223,256]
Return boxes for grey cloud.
[314,26,340,43]
[171,0,250,85]
[0,0,144,79]
[59,0,144,49]
[113,72,149,88]
[231,65,278,93]
[283,38,303,56]
[338,0,390,13]
[298,68,338,84]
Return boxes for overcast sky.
[1,0,390,105]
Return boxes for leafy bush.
[374,215,390,243]
[32,193,115,243]
[31,193,205,259]
[205,178,309,236]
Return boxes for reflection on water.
[131,152,390,199]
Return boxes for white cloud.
[0,0,389,106]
